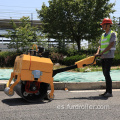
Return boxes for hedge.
[62,54,87,66]
[62,54,120,66]
[0,51,23,67]
[0,51,120,67]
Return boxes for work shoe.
[103,93,113,97]
[99,92,113,97]
[99,92,107,97]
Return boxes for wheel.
[14,81,49,102]
[44,92,55,101]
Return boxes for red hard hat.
[100,18,113,25]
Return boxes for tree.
[36,32,48,49]
[6,16,39,51]
[37,0,115,51]
[111,16,120,50]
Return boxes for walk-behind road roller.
[4,51,96,102]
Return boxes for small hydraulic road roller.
[4,46,96,102]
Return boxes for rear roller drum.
[14,81,48,102]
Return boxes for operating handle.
[53,56,97,76]
[82,56,97,67]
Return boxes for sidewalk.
[1,80,120,91]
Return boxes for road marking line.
[69,89,120,93]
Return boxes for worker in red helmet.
[95,18,117,97]
[100,18,113,25]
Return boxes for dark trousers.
[101,58,113,94]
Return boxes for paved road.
[0,89,120,120]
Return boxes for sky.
[0,0,119,47]
[0,0,120,20]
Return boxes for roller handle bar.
[53,64,77,77]
[83,56,97,67]
[53,56,97,77]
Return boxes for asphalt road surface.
[0,89,120,120]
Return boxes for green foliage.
[36,33,48,48]
[62,54,87,66]
[49,46,58,53]
[113,50,120,66]
[110,16,120,66]
[66,48,78,56]
[5,16,39,52]
[64,48,97,57]
[37,0,115,51]
[88,40,100,51]
[112,16,120,51]
[0,51,23,67]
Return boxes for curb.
[1,80,120,91]
[49,81,120,90]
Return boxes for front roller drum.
[4,87,14,96]
[14,81,49,102]
[44,92,55,101]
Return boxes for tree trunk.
[77,40,81,51]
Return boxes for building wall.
[0,43,16,51]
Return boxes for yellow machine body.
[5,54,96,102]
[5,54,54,100]
[14,54,53,83]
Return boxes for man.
[95,18,117,97]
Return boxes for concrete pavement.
[1,90,120,120]
[1,80,120,120]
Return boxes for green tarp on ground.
[0,69,120,82]
[54,70,120,82]
[0,69,13,80]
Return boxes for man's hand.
[94,53,102,57]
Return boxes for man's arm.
[96,45,100,54]
[95,45,100,56]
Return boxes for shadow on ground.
[68,96,109,100]
[2,98,49,106]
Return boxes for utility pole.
[118,17,120,25]
[31,13,33,27]
[2,37,3,51]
